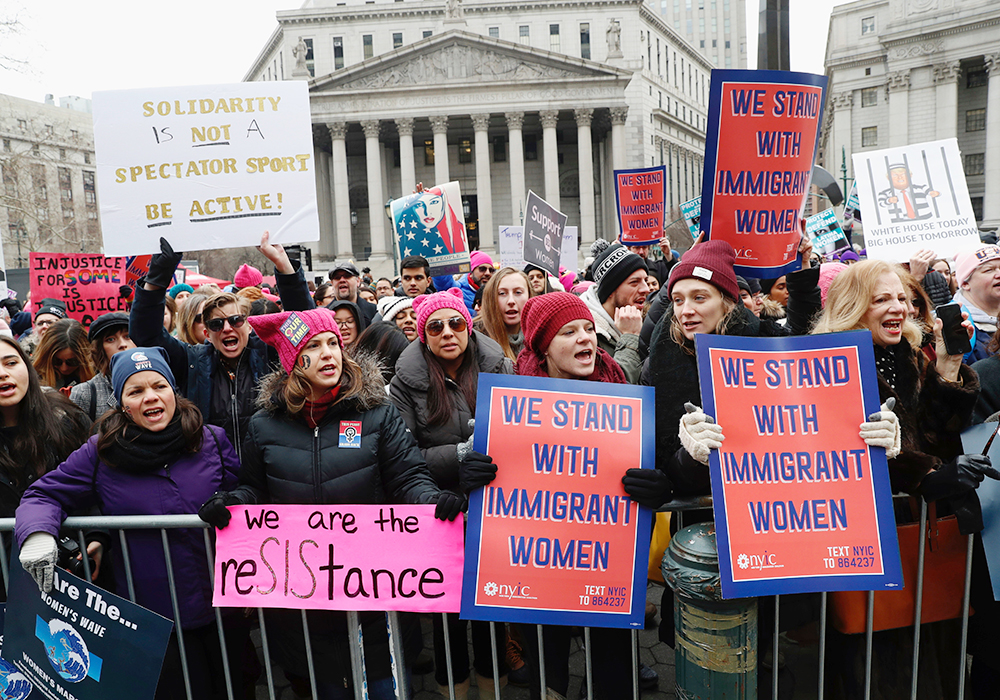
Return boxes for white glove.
[679,402,725,465]
[20,532,58,593]
[859,398,901,459]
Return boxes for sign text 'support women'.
[700,69,827,278]
[462,375,654,628]
[696,332,902,599]
[212,504,464,613]
[93,82,319,255]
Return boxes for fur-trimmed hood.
[255,351,389,415]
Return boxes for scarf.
[873,344,897,390]
[580,286,621,345]
[103,417,190,473]
[508,330,525,358]
[514,347,627,384]
[302,386,341,429]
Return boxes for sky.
[1,0,844,104]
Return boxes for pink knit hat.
[234,264,264,289]
[247,309,343,373]
[560,269,577,292]
[470,251,494,271]
[955,244,1000,285]
[818,262,848,307]
[412,288,473,344]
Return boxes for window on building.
[712,39,716,47]
[2,165,15,199]
[524,136,537,161]
[424,139,434,166]
[862,126,877,147]
[657,39,661,74]
[33,165,46,202]
[700,40,704,48]
[725,40,730,49]
[363,35,373,60]
[17,119,26,130]
[458,139,472,164]
[550,24,560,52]
[519,26,530,44]
[45,125,53,136]
[304,38,315,76]
[488,26,499,38]
[333,37,344,69]
[968,68,988,89]
[84,152,91,164]
[2,139,9,152]
[492,135,507,162]
[59,148,66,161]
[972,197,984,222]
[580,23,590,59]
[861,87,878,107]
[964,153,985,176]
[83,171,96,206]
[393,32,403,49]
[865,67,872,76]
[70,130,78,139]
[861,16,875,35]
[686,19,692,34]
[966,108,986,132]
[423,30,433,38]
[59,168,72,201]
[31,144,39,156]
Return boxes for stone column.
[886,71,910,148]
[540,110,561,211]
[362,120,387,260]
[396,117,416,195]
[314,146,334,257]
[610,106,628,171]
[933,62,961,140]
[830,92,853,185]
[984,53,1000,228]
[430,115,450,185]
[472,113,495,254]
[327,122,353,260]
[506,111,526,224]
[576,108,596,246]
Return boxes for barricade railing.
[0,496,975,700]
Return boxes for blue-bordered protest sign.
[461,374,654,628]
[696,331,902,599]
[2,548,173,700]
[700,69,827,279]
[805,208,851,260]
[614,166,666,245]
[680,196,702,239]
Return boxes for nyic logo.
[735,551,783,571]
[482,581,536,600]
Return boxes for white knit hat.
[377,295,414,322]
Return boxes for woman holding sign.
[198,308,457,700]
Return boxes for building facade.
[820,0,1000,230]
[654,0,747,69]
[245,0,713,265]
[0,94,100,266]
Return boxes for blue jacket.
[432,274,478,316]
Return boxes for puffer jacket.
[389,331,512,492]
[15,425,240,629]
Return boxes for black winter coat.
[389,332,513,492]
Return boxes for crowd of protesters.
[4,222,1000,699]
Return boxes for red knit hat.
[521,292,594,357]
[247,309,343,373]
[412,288,473,344]
[667,240,740,301]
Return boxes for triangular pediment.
[310,30,632,93]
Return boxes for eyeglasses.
[335,318,357,328]
[475,266,492,273]
[54,357,81,368]
[425,316,468,337]
[206,314,247,332]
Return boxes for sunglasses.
[206,314,247,333]
[54,357,81,368]
[425,316,467,337]
[193,313,203,324]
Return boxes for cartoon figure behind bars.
[877,163,940,223]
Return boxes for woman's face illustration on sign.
[415,191,445,228]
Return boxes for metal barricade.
[0,498,977,700]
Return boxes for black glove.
[145,237,183,289]
[622,468,673,509]
[434,492,466,522]
[919,454,1000,503]
[0,298,21,317]
[459,451,497,494]
[119,285,134,299]
[198,491,238,529]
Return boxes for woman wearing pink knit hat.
[390,287,512,698]
[198,307,458,699]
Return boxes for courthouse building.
[820,0,1000,230]
[245,0,714,265]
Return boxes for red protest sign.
[701,70,827,278]
[125,254,152,289]
[615,166,665,245]
[30,253,129,329]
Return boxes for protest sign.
[462,374,654,628]
[521,191,567,279]
[2,549,173,700]
[852,138,979,262]
[93,82,319,256]
[0,605,34,700]
[213,504,464,613]
[30,253,128,329]
[696,331,902,599]
[961,423,1000,599]
[843,180,860,236]
[615,166,665,245]
[390,182,471,277]
[498,226,578,272]
[124,255,152,290]
[680,196,702,240]
[805,208,851,260]
[701,69,827,278]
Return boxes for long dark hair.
[423,336,479,427]
[0,337,90,486]
[95,395,205,469]
[355,322,409,383]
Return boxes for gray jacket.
[69,373,117,423]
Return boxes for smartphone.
[936,302,972,356]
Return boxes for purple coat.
[15,425,239,629]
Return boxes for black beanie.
[593,242,647,304]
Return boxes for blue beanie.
[168,283,194,299]
[110,347,175,405]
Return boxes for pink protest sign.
[212,504,464,612]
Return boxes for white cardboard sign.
[93,82,319,255]
[498,226,578,272]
